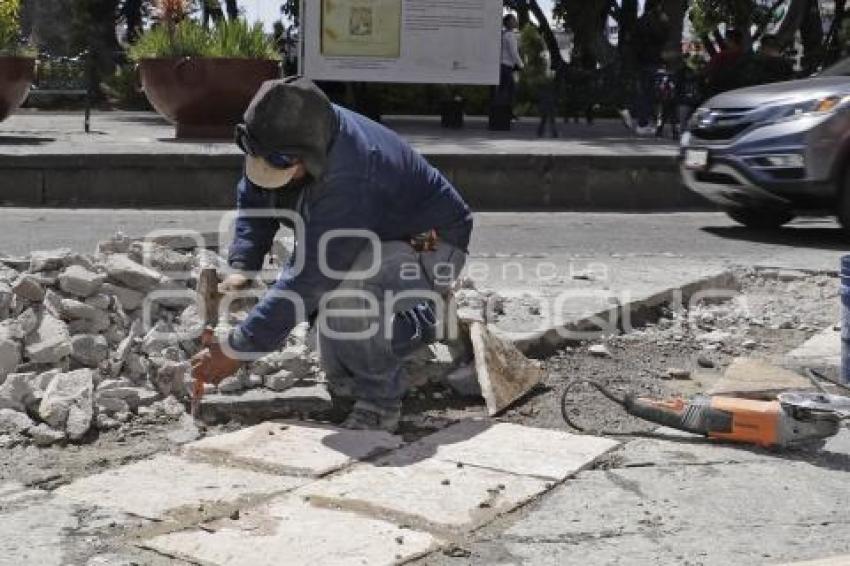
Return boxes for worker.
[190,77,473,432]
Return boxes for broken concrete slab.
[12,273,46,302]
[100,282,144,311]
[38,368,94,440]
[707,357,814,399]
[185,421,402,477]
[394,420,618,481]
[58,265,106,298]
[104,254,163,292]
[786,326,841,369]
[70,334,109,367]
[142,497,439,566]
[469,322,545,416]
[197,385,332,425]
[298,457,549,533]
[56,454,304,520]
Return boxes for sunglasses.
[235,123,297,169]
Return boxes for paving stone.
[0,491,79,566]
[298,457,548,533]
[470,322,545,416]
[185,421,402,477]
[394,421,618,480]
[707,357,814,399]
[56,454,304,520]
[142,497,438,566]
[786,327,841,369]
[197,385,332,425]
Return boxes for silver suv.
[680,59,850,230]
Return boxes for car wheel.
[725,207,795,229]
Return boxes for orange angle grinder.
[561,380,850,449]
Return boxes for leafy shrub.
[129,18,279,61]
[0,0,33,56]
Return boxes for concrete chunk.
[58,265,106,298]
[11,274,45,302]
[0,334,21,382]
[57,454,304,520]
[0,373,34,412]
[70,334,109,367]
[28,249,71,273]
[100,283,144,311]
[185,422,402,477]
[104,254,163,292]
[38,369,94,440]
[143,497,438,566]
[24,314,71,364]
[470,322,545,416]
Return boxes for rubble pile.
[0,235,320,448]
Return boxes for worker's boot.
[341,401,401,433]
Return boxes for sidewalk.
[0,111,701,211]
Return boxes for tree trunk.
[661,0,688,52]
[774,0,808,47]
[799,0,824,72]
[224,0,239,20]
[122,0,144,44]
[526,0,565,67]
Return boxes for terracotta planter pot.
[0,56,35,122]
[138,57,280,139]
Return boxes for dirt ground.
[0,269,841,491]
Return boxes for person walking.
[491,13,524,130]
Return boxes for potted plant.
[130,0,281,139]
[0,0,35,122]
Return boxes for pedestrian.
[630,4,670,136]
[190,78,473,432]
[674,55,705,132]
[536,53,560,138]
[749,34,794,85]
[490,13,523,130]
[706,28,747,96]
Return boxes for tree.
[223,0,238,19]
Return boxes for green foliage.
[208,20,278,59]
[129,18,279,60]
[0,0,32,56]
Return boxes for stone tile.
[468,322,545,416]
[298,457,548,533]
[397,420,618,480]
[197,385,332,425]
[707,357,813,398]
[56,454,305,520]
[0,490,78,566]
[185,421,402,477]
[142,497,438,566]
[786,327,841,369]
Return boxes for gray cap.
[242,77,338,180]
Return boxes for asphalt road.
[0,209,845,273]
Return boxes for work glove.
[190,341,242,386]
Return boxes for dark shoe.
[341,402,401,433]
